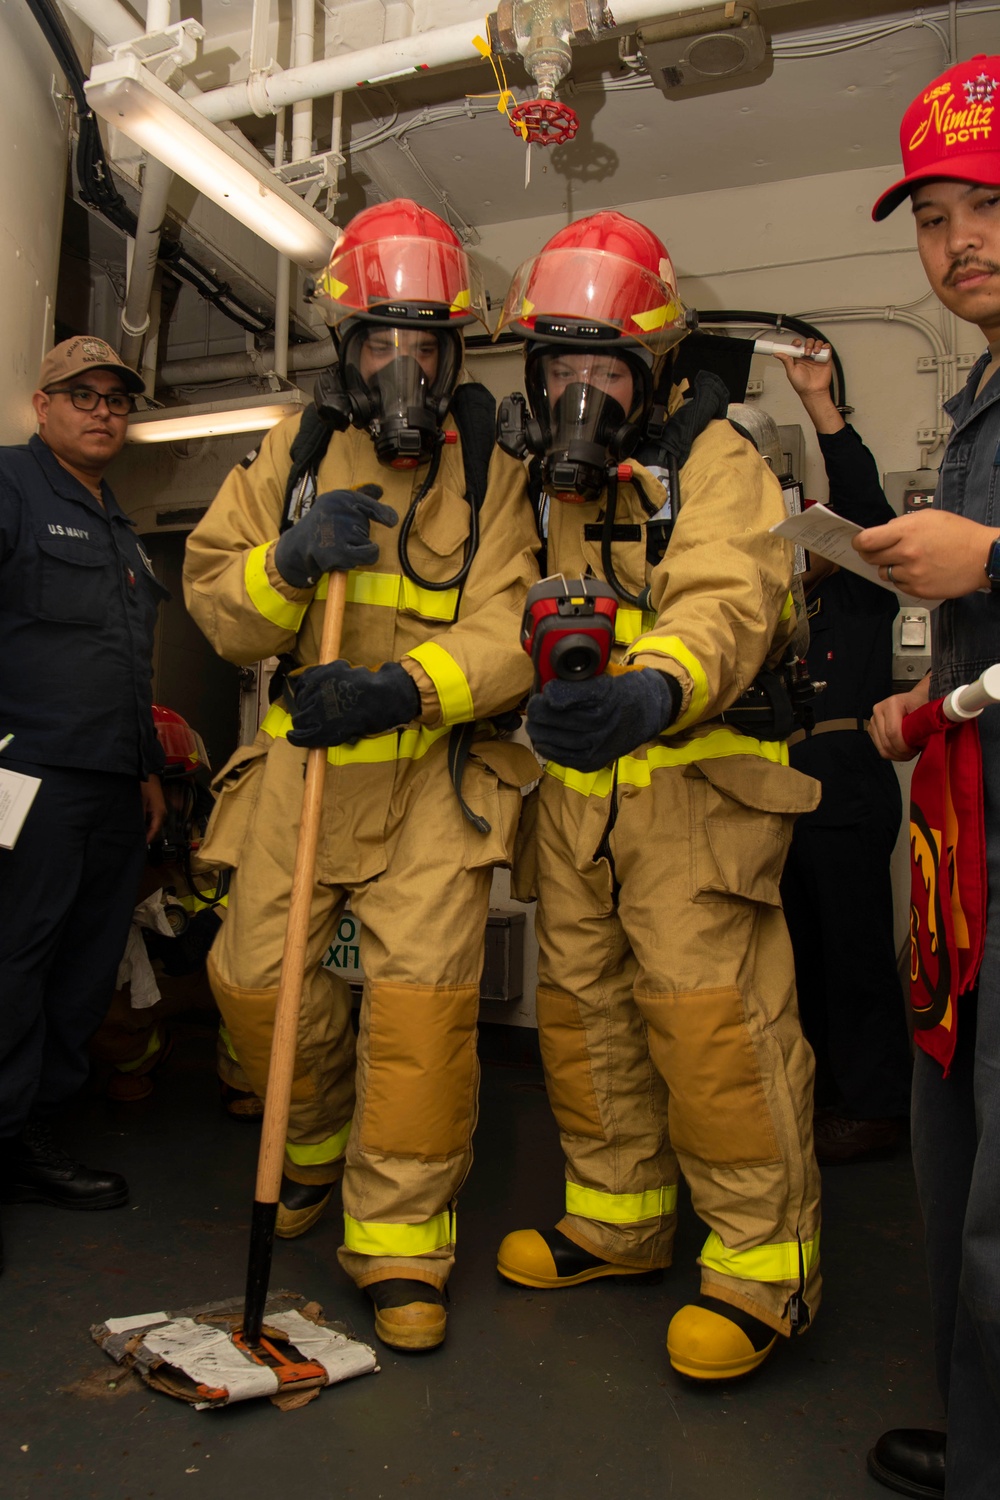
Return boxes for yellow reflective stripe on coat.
[566,1181,677,1224]
[545,727,789,798]
[626,634,709,731]
[316,569,459,622]
[260,702,450,765]
[285,1120,352,1167]
[245,543,310,632]
[614,608,656,649]
[406,640,475,726]
[780,591,794,623]
[343,1210,455,1257]
[700,1230,820,1283]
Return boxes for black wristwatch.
[986,535,1000,592]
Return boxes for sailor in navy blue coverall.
[775,341,912,1163]
[0,337,166,1264]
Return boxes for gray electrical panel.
[883,468,938,517]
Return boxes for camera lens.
[550,631,602,680]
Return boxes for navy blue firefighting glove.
[526,669,680,772]
[286,660,421,748]
[273,484,398,588]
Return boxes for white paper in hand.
[771,505,941,608]
[0,767,41,849]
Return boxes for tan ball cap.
[38,336,145,396]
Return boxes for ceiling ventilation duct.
[632,2,769,97]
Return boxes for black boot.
[0,1121,128,1209]
[867,1429,946,1497]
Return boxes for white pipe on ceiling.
[290,0,315,164]
[119,0,174,370]
[60,0,142,47]
[159,336,336,386]
[193,0,704,123]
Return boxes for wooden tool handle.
[254,571,348,1205]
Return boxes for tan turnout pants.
[533,749,822,1335]
[206,733,516,1291]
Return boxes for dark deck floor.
[2,1024,940,1500]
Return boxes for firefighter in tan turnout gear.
[184,200,539,1352]
[494,212,823,1380]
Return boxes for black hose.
[697,310,848,412]
[396,441,480,594]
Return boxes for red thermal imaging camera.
[521,576,618,688]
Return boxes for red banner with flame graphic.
[904,700,987,1073]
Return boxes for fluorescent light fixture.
[85,55,338,270]
[126,390,308,443]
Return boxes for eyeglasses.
[45,385,134,416]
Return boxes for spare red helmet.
[309,198,488,331]
[152,706,209,777]
[496,211,689,354]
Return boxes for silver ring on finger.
[886,564,895,583]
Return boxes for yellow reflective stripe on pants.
[566,1181,678,1224]
[545,727,789,798]
[260,702,450,766]
[115,1026,163,1073]
[614,608,656,649]
[218,1022,239,1063]
[625,634,709,731]
[285,1120,352,1167]
[343,1210,455,1257]
[700,1230,820,1283]
[245,543,310,632]
[405,640,475,726]
[316,568,460,622]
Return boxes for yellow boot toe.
[667,1302,778,1380]
[498,1227,659,1288]
[497,1229,561,1287]
[367,1280,447,1351]
[274,1178,333,1240]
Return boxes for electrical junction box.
[321,909,526,1003]
[635,3,768,95]
[893,608,933,688]
[883,469,938,517]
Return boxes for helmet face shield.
[497,246,687,353]
[526,346,652,501]
[339,321,463,468]
[312,236,488,331]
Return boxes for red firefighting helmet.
[872,54,1000,221]
[152,706,209,777]
[310,199,488,330]
[495,211,689,354]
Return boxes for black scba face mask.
[321,320,463,469]
[526,346,653,502]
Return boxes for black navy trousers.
[0,757,146,1138]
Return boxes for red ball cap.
[873,54,1000,221]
